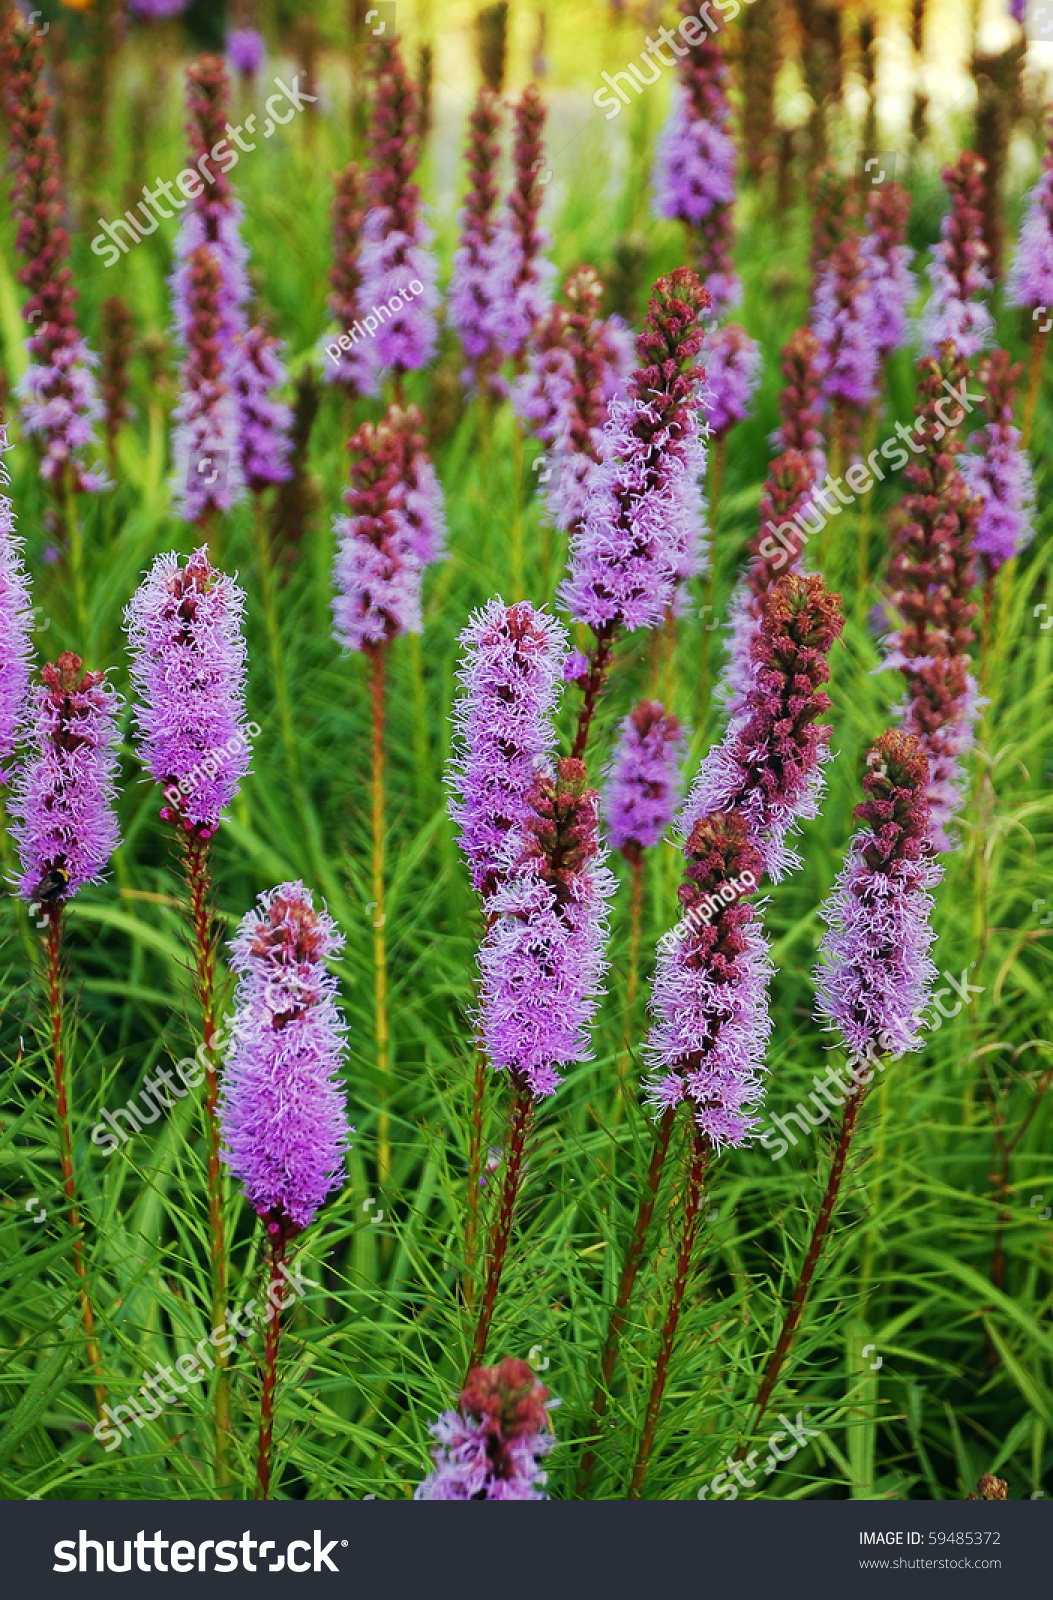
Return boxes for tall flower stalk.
[332,408,446,1184]
[10,652,122,1414]
[325,161,370,394]
[561,268,710,760]
[652,0,739,314]
[1006,126,1053,444]
[749,731,940,1434]
[449,87,505,391]
[219,882,351,1499]
[920,151,993,362]
[811,234,878,469]
[448,599,566,1290]
[470,758,614,1368]
[497,84,555,365]
[884,345,980,851]
[960,348,1035,655]
[124,548,251,1492]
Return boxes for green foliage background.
[0,0,1050,1501]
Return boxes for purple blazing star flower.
[359,35,439,381]
[1,14,105,493]
[644,812,772,1148]
[124,546,251,837]
[812,235,879,457]
[814,730,942,1061]
[220,881,351,1234]
[10,652,121,903]
[495,84,556,362]
[129,0,189,15]
[415,1358,556,1501]
[234,323,293,493]
[561,268,710,634]
[653,87,736,228]
[701,323,762,438]
[960,348,1035,571]
[683,573,844,882]
[514,267,634,531]
[1007,166,1053,314]
[171,246,246,521]
[0,426,33,783]
[227,27,265,76]
[448,598,566,900]
[325,162,372,393]
[331,406,446,655]
[605,701,686,857]
[920,151,993,359]
[861,183,916,367]
[448,88,506,380]
[478,759,616,1100]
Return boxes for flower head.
[1007,165,1053,314]
[959,347,1035,572]
[684,572,844,880]
[0,12,105,492]
[478,758,616,1099]
[331,405,446,655]
[861,181,916,363]
[128,0,188,14]
[812,234,879,455]
[234,323,293,493]
[495,85,556,361]
[449,88,506,380]
[448,599,566,900]
[770,326,827,484]
[415,1357,555,1500]
[561,268,710,633]
[652,1,739,314]
[0,425,33,782]
[220,881,351,1235]
[10,651,122,904]
[701,322,762,438]
[124,547,250,836]
[920,151,993,358]
[227,27,265,76]
[644,811,771,1148]
[605,701,686,857]
[514,265,633,530]
[814,730,942,1060]
[170,245,246,521]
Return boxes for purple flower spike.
[561,268,711,634]
[701,323,762,438]
[605,701,686,857]
[812,235,879,457]
[359,35,439,379]
[227,27,265,76]
[415,1358,556,1501]
[449,88,506,381]
[235,323,293,493]
[129,0,189,15]
[10,652,121,904]
[331,406,446,655]
[496,85,556,362]
[448,598,567,900]
[652,1,739,314]
[920,151,993,359]
[814,731,942,1061]
[513,266,633,531]
[861,183,916,365]
[479,759,616,1100]
[220,881,351,1234]
[1007,164,1053,314]
[171,246,246,521]
[960,348,1035,572]
[124,547,250,835]
[683,573,844,881]
[644,812,772,1149]
[326,162,372,394]
[1,14,105,493]
[0,426,33,783]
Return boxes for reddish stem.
[749,1090,865,1436]
[627,1130,709,1498]
[255,1229,288,1500]
[45,908,105,1415]
[468,1076,534,1373]
[180,829,231,1492]
[463,1040,488,1310]
[571,626,615,761]
[576,1103,677,1497]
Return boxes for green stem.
[63,475,89,648]
[370,644,391,1187]
[510,418,525,598]
[254,495,300,788]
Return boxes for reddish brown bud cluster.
[368,33,421,230]
[856,729,932,873]
[520,757,600,908]
[328,161,367,339]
